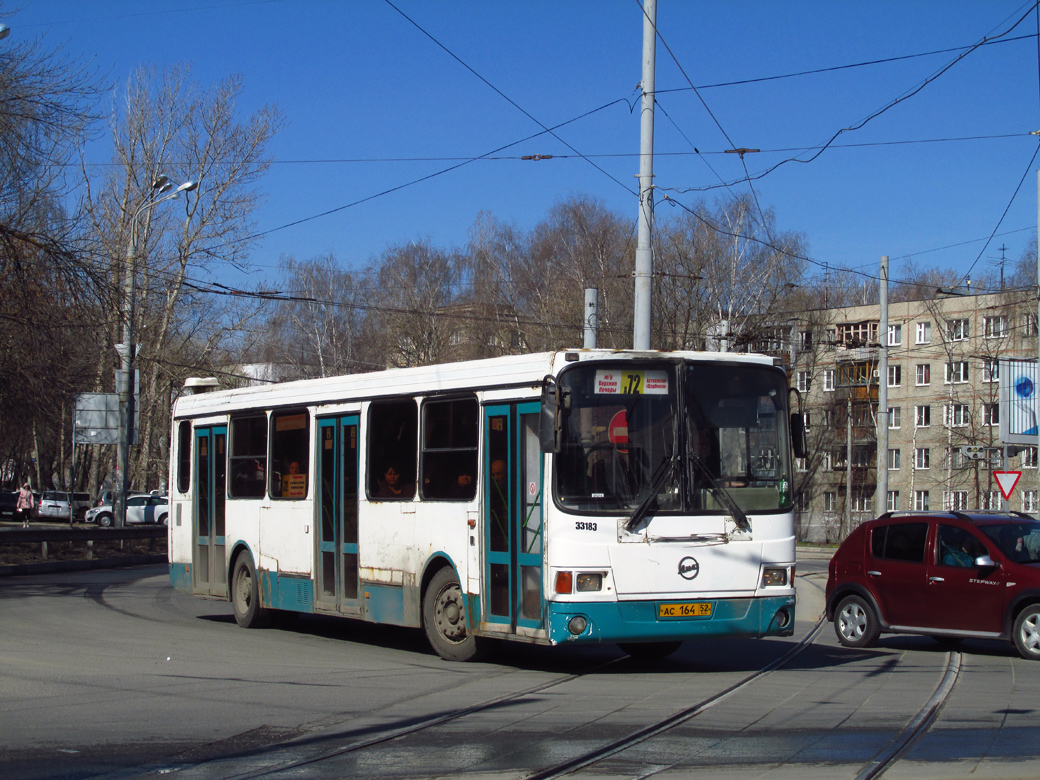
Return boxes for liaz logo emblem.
[678,557,700,580]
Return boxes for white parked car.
[86,494,169,527]
[37,491,92,521]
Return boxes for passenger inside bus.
[374,464,412,499]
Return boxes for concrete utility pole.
[114,176,197,527]
[633,0,656,350]
[878,256,889,514]
[584,288,599,349]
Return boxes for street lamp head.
[0,25,10,40]
[176,180,198,193]
[152,175,170,191]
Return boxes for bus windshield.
[554,360,792,515]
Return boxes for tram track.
[149,574,833,780]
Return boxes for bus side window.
[229,415,268,499]
[421,397,478,500]
[368,399,418,500]
[177,420,192,494]
[271,411,310,499]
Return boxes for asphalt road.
[1,552,1039,779]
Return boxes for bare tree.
[82,64,283,490]
[0,23,104,489]
[262,253,374,378]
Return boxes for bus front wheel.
[232,554,272,629]
[423,567,483,662]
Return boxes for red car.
[826,511,1040,660]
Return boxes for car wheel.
[834,594,880,648]
[97,513,113,528]
[1013,604,1040,660]
[159,514,169,527]
[423,566,484,661]
[231,554,272,629]
[618,641,684,660]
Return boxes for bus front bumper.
[546,594,796,645]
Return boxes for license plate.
[658,601,713,618]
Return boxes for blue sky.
[7,1,1040,293]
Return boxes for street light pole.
[113,176,197,527]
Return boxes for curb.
[0,554,167,578]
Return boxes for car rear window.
[871,522,927,563]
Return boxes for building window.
[888,365,901,387]
[946,318,969,341]
[798,491,811,512]
[982,359,999,383]
[983,490,1001,511]
[852,447,871,469]
[800,330,813,350]
[915,448,930,470]
[916,321,931,344]
[822,451,833,471]
[839,362,872,387]
[983,403,999,427]
[795,457,808,473]
[887,490,900,512]
[836,321,878,346]
[1024,491,1038,513]
[945,361,969,384]
[824,492,836,512]
[1025,313,1038,337]
[889,406,901,429]
[945,404,969,428]
[888,324,902,346]
[984,315,1008,339]
[915,364,930,386]
[1024,447,1038,469]
[914,490,930,511]
[823,369,835,392]
[853,492,872,512]
[796,370,810,393]
[944,491,969,511]
[888,448,901,470]
[916,405,931,428]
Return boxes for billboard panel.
[999,359,1039,445]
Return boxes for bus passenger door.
[316,415,361,615]
[194,426,227,598]
[484,402,544,634]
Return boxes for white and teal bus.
[168,349,804,660]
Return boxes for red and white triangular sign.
[993,471,1022,501]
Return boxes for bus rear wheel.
[423,567,483,662]
[232,554,272,629]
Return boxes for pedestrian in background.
[16,481,34,528]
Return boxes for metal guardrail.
[0,525,166,562]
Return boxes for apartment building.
[786,289,1039,543]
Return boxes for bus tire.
[423,567,483,662]
[619,641,683,660]
[232,553,272,629]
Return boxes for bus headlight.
[568,616,588,635]
[575,573,603,592]
[761,567,788,587]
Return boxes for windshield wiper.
[689,452,751,533]
[624,455,676,531]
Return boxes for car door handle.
[867,571,882,577]
[929,576,945,583]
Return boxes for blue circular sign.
[1016,376,1035,399]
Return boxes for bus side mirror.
[540,376,565,453]
[790,413,808,459]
